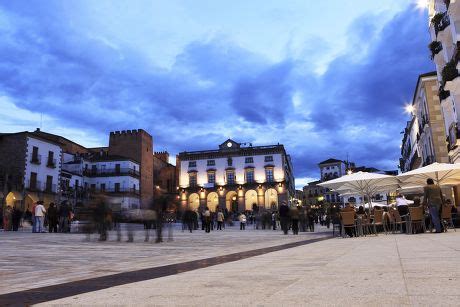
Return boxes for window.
[31,146,40,164]
[115,164,121,174]
[114,183,120,192]
[264,156,273,162]
[100,183,106,192]
[226,171,235,185]
[207,172,215,184]
[246,169,254,183]
[47,151,55,167]
[90,184,96,191]
[75,179,79,188]
[207,160,215,166]
[189,173,197,187]
[189,161,196,168]
[245,157,254,163]
[30,172,38,190]
[265,168,274,183]
[326,194,330,202]
[227,157,232,166]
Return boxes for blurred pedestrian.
[423,178,443,233]
[35,201,46,233]
[203,207,211,233]
[290,206,300,235]
[47,203,58,233]
[12,205,22,231]
[58,201,70,233]
[217,209,224,230]
[279,202,290,235]
[239,212,247,230]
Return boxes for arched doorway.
[264,188,278,210]
[5,191,23,208]
[188,193,200,211]
[225,191,238,212]
[245,190,258,211]
[207,192,219,211]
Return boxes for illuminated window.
[207,172,215,184]
[265,168,274,183]
[226,171,235,185]
[264,156,273,162]
[245,157,254,163]
[189,173,197,187]
[189,161,196,167]
[246,169,254,183]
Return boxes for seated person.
[340,203,356,237]
[356,205,365,215]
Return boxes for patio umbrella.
[397,162,460,186]
[318,172,400,209]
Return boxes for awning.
[6,191,23,201]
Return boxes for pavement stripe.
[0,234,330,306]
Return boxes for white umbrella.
[319,171,399,196]
[319,172,399,210]
[398,162,460,186]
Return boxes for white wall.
[24,136,62,191]
[179,153,284,187]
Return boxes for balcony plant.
[442,59,459,85]
[429,41,443,60]
[431,12,450,36]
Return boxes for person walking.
[58,201,70,233]
[423,178,443,233]
[31,202,38,233]
[279,202,290,235]
[290,206,300,235]
[12,205,23,231]
[47,203,58,233]
[239,212,247,230]
[203,207,211,233]
[217,209,224,230]
[3,206,13,231]
[34,201,46,233]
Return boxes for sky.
[0,0,434,189]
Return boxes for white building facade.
[61,154,140,210]
[177,139,295,212]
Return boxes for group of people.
[337,178,458,237]
[1,200,73,233]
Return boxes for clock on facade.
[227,142,232,147]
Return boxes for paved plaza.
[1,226,460,306]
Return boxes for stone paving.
[0,224,328,296]
[3,226,460,306]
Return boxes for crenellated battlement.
[109,129,149,137]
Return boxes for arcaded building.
[177,139,295,212]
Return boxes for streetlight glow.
[405,104,415,114]
[415,0,428,11]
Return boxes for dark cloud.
[0,2,434,186]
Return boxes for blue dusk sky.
[0,0,433,188]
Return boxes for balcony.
[429,41,443,60]
[432,12,450,37]
[423,155,435,166]
[83,168,140,178]
[44,184,57,194]
[26,180,42,191]
[439,85,451,101]
[46,158,57,169]
[30,155,41,165]
[443,59,460,94]
[106,187,140,196]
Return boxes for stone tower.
[108,129,154,208]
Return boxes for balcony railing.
[44,184,57,193]
[432,12,450,36]
[429,41,443,60]
[106,187,140,195]
[30,155,41,165]
[46,158,57,168]
[26,180,42,191]
[83,168,140,178]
